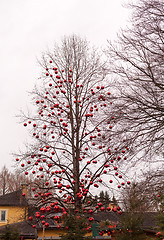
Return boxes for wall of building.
[0,205,27,226]
[37,228,93,239]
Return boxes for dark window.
[1,211,6,221]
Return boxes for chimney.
[21,183,28,197]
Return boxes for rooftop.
[0,189,28,207]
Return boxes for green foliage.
[115,183,147,240]
[92,195,98,206]
[156,194,164,239]
[0,225,20,240]
[99,220,111,232]
[112,195,117,205]
[99,191,111,208]
[84,191,111,209]
[115,231,147,240]
[104,191,110,203]
[99,191,105,202]
[60,212,92,240]
[157,212,164,235]
[100,220,111,227]
[115,213,146,240]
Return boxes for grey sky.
[0,0,130,169]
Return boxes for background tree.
[106,0,164,166]
[0,166,26,195]
[60,211,92,240]
[116,169,164,240]
[116,183,148,240]
[120,168,164,211]
[99,190,110,209]
[0,166,12,195]
[139,168,164,211]
[15,35,130,230]
[99,191,105,203]
[156,194,164,239]
[0,225,20,240]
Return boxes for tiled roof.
[0,212,159,238]
[0,221,35,237]
[93,211,158,231]
[0,189,28,206]
[93,212,119,223]
[0,219,62,238]
[142,212,158,231]
[36,218,61,230]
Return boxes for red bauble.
[107,207,111,211]
[45,222,49,228]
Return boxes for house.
[0,184,36,239]
[0,186,159,240]
[0,186,28,226]
[0,184,66,240]
[0,186,110,239]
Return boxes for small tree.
[99,191,105,203]
[0,225,20,240]
[60,211,92,240]
[0,166,28,195]
[156,194,164,239]
[99,190,110,209]
[116,183,147,240]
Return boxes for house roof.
[0,219,62,238]
[141,212,158,231]
[36,218,61,230]
[0,189,28,207]
[0,221,36,238]
[0,211,158,238]
[93,212,119,223]
[93,211,158,232]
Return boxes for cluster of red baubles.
[99,230,112,236]
[28,198,123,229]
[19,62,131,230]
[21,101,129,188]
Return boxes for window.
[0,210,6,222]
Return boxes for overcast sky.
[0,0,130,170]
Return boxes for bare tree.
[0,166,12,195]
[0,166,26,195]
[137,168,164,210]
[106,0,164,165]
[121,171,164,213]
[15,35,130,229]
[115,167,164,239]
[116,182,150,240]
